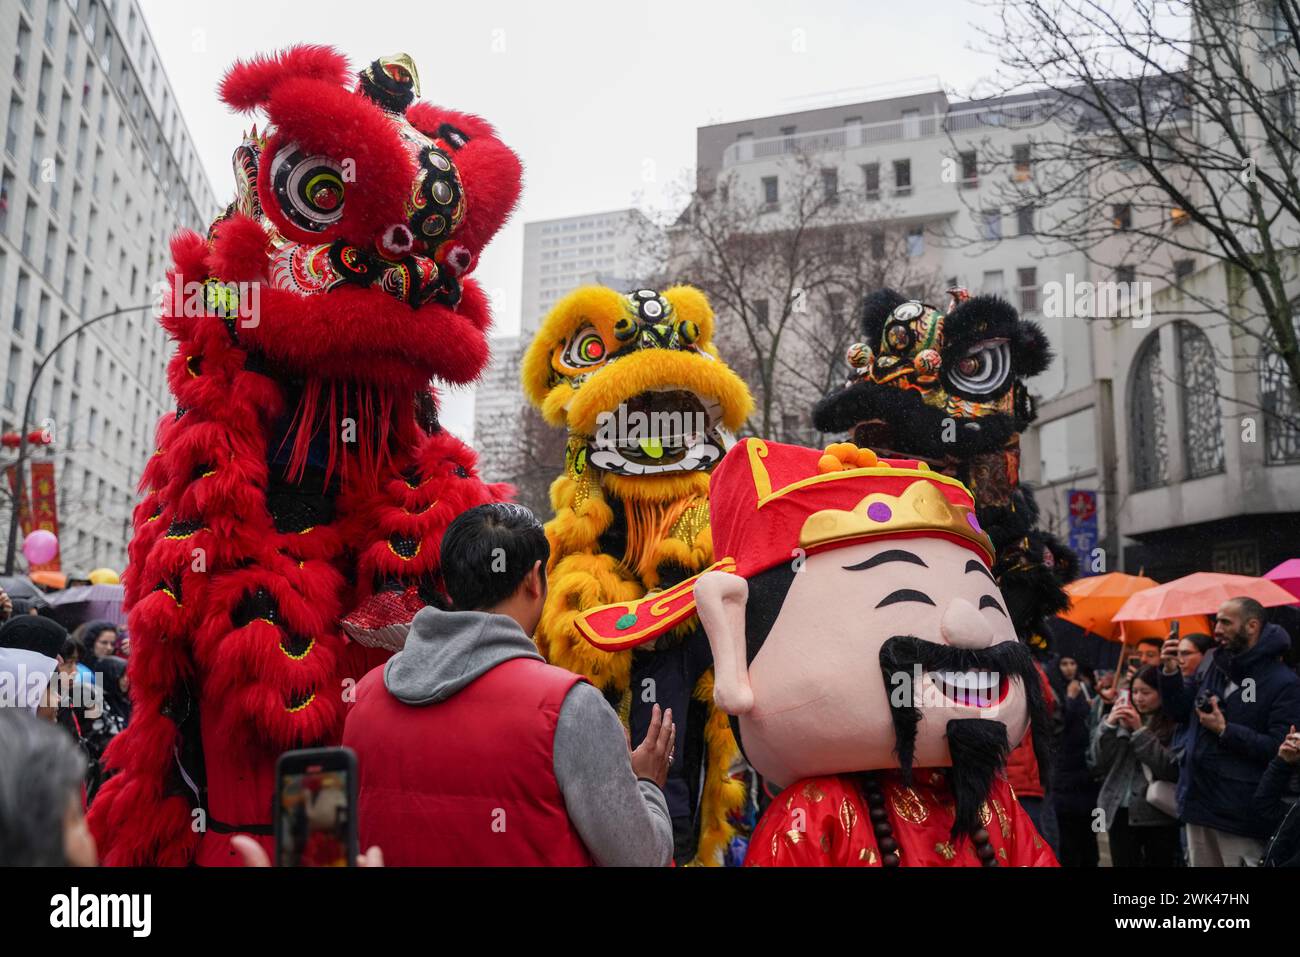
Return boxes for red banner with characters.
[28,461,60,572]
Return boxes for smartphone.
[274,746,359,868]
[1169,620,1180,640]
[1127,656,1141,671]
[1115,688,1131,709]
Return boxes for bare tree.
[641,154,939,441]
[473,340,569,516]
[965,0,1300,430]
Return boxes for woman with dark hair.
[1090,665,1181,866]
[0,709,97,865]
[74,620,120,666]
[1177,632,1215,680]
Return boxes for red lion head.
[195,45,522,390]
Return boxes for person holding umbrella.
[1159,597,1300,865]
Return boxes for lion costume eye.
[270,144,346,232]
[561,325,609,369]
[948,340,1011,395]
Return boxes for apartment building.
[1,0,218,572]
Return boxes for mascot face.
[209,47,522,388]
[522,286,752,495]
[814,289,1051,462]
[715,536,1032,789]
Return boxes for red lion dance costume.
[87,46,521,865]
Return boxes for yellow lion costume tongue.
[522,285,754,865]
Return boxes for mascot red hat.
[580,439,1057,867]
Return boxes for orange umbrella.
[1058,572,1157,640]
[1113,572,1298,622]
[29,569,67,590]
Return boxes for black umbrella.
[0,575,51,615]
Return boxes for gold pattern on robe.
[801,782,826,802]
[860,847,879,865]
[934,841,956,861]
[998,847,1008,861]
[839,798,858,836]
[1033,835,1043,849]
[889,786,929,824]
[772,833,780,859]
[785,829,803,845]
[978,802,992,827]
[992,799,1012,840]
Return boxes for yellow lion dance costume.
[522,285,754,865]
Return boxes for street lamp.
[3,304,156,576]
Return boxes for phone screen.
[275,750,356,867]
[1115,689,1131,708]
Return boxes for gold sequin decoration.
[785,830,803,845]
[978,802,993,827]
[839,798,857,836]
[669,497,711,546]
[992,799,1012,840]
[890,786,929,824]
[861,847,879,865]
[998,847,1008,861]
[935,841,956,861]
[801,782,826,803]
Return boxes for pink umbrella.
[1113,572,1298,622]
[1264,559,1300,602]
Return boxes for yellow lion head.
[522,285,752,499]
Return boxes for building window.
[983,270,1005,295]
[762,176,778,206]
[1260,314,1300,465]
[6,95,23,156]
[870,231,885,260]
[821,167,839,203]
[1130,331,1169,489]
[1017,205,1035,236]
[979,209,1002,240]
[754,299,770,327]
[4,347,21,409]
[1012,143,1032,181]
[906,227,924,258]
[1176,322,1225,479]
[901,109,921,138]
[780,126,796,152]
[1017,267,1038,312]
[959,150,978,185]
[1112,202,1132,230]
[893,159,912,195]
[862,163,880,199]
[1174,258,1195,289]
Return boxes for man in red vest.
[343,502,675,866]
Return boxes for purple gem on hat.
[967,513,982,533]
[867,502,892,523]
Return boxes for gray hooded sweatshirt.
[383,606,673,867]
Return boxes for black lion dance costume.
[814,288,1077,648]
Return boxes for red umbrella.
[1113,572,1297,622]
[1264,559,1300,603]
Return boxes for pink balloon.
[22,529,59,564]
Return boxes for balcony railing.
[721,100,1056,167]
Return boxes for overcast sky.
[138,0,1004,437]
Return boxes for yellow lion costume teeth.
[522,284,754,865]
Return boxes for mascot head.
[813,288,1050,463]
[576,439,1050,836]
[200,45,521,390]
[521,285,752,505]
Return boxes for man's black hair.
[1134,636,1163,652]
[1230,596,1266,626]
[440,503,549,611]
